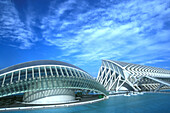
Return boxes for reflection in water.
[1,93,170,113]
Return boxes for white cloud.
[2,0,170,76]
[0,0,37,49]
[143,60,167,65]
[40,0,170,75]
[41,0,170,66]
[164,66,170,70]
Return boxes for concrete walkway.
[0,97,108,111]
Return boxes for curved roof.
[104,60,170,74]
[0,60,84,75]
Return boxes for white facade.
[97,60,170,92]
[24,89,75,104]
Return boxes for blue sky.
[0,0,170,77]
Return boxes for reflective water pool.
[2,93,170,113]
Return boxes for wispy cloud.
[41,0,170,68]
[141,59,167,65]
[164,66,170,70]
[0,0,37,49]
[1,0,170,76]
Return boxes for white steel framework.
[0,60,107,104]
[97,60,170,92]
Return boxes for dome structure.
[0,60,107,104]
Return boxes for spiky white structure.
[97,60,170,92]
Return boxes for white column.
[18,70,21,81]
[76,70,82,78]
[68,68,74,77]
[73,69,78,77]
[2,74,6,86]
[38,67,41,80]
[26,69,27,80]
[64,67,69,77]
[32,68,34,79]
[55,66,59,77]
[10,72,13,84]
[50,66,54,76]
[44,66,47,78]
[60,67,64,77]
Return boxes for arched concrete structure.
[0,60,108,104]
[97,60,170,92]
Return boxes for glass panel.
[4,73,12,84]
[106,68,109,73]
[13,71,19,82]
[110,70,113,75]
[40,67,45,78]
[105,61,109,68]
[46,66,51,76]
[51,66,57,76]
[27,68,32,79]
[23,83,27,90]
[115,73,119,78]
[34,67,39,79]
[68,68,73,76]
[20,69,26,80]
[0,76,3,86]
[14,85,19,92]
[101,67,104,71]
[61,67,67,76]
[66,68,72,76]
[119,68,124,76]
[83,73,89,79]
[113,64,118,72]
[102,79,106,84]
[107,74,110,81]
[108,62,112,68]
[5,88,10,94]
[103,72,106,79]
[10,86,15,92]
[75,70,80,77]
[78,71,84,78]
[71,69,77,77]
[56,67,62,77]
[110,63,115,70]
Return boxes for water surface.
[2,93,170,113]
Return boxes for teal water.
[2,93,170,113]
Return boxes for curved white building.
[97,60,170,92]
[0,60,107,104]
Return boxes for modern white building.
[97,60,170,92]
[0,60,107,104]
